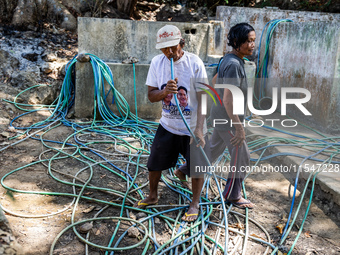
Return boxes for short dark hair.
[177,86,187,94]
[179,38,185,48]
[227,23,255,50]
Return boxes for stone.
[59,63,67,77]
[61,0,90,14]
[122,56,139,64]
[76,53,90,62]
[27,84,57,105]
[10,66,40,88]
[136,212,147,219]
[8,126,16,133]
[43,53,57,62]
[127,227,139,238]
[0,131,10,138]
[41,62,53,74]
[0,49,20,77]
[79,222,93,233]
[129,212,136,220]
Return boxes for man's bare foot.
[226,197,255,209]
[173,168,191,190]
[181,203,199,222]
[133,197,158,209]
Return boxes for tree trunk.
[12,0,39,28]
[0,0,19,23]
[9,0,77,31]
[117,0,137,17]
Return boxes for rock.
[0,132,10,138]
[59,63,68,77]
[101,4,131,19]
[0,49,20,77]
[122,56,139,64]
[10,66,40,88]
[11,0,37,28]
[66,107,75,119]
[127,227,140,238]
[60,14,77,32]
[43,53,57,62]
[5,104,16,112]
[61,0,90,14]
[27,84,57,105]
[136,212,147,219]
[137,1,160,9]
[77,53,90,62]
[129,212,137,220]
[84,12,92,17]
[8,126,16,133]
[79,222,93,233]
[156,4,208,22]
[41,62,53,74]
[155,217,161,224]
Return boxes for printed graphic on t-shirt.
[161,84,191,117]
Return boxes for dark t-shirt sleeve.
[217,62,242,88]
[210,54,247,131]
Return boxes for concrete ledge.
[75,61,256,119]
[75,63,218,119]
[245,115,340,207]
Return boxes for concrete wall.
[78,18,224,64]
[216,6,340,133]
[75,62,256,119]
[76,17,229,119]
[216,6,340,61]
[264,22,340,133]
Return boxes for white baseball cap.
[156,25,182,49]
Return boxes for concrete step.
[245,115,340,206]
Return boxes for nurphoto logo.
[199,83,312,128]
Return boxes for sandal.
[225,199,254,209]
[181,212,199,222]
[133,199,158,209]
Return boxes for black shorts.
[147,124,210,177]
[147,124,190,172]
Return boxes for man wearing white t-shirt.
[133,25,209,222]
